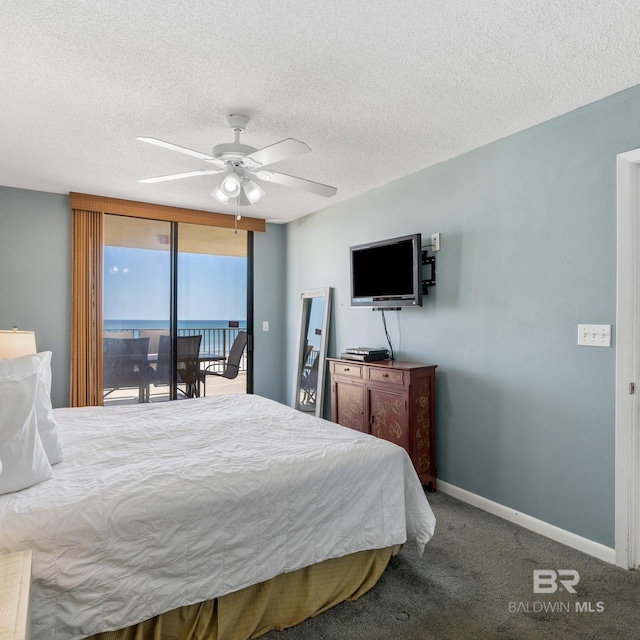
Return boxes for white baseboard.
[437,481,616,565]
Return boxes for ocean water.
[104,319,247,331]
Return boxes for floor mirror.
[292,288,332,417]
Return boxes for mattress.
[0,394,436,639]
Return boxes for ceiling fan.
[137,114,337,206]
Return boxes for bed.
[0,391,435,640]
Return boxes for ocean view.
[104,319,247,331]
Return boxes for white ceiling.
[2,1,640,224]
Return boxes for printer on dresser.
[328,356,437,491]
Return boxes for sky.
[305,296,325,352]
[104,246,247,321]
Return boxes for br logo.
[533,570,580,594]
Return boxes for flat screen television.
[350,233,422,309]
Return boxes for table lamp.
[0,327,37,358]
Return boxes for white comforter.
[0,394,435,639]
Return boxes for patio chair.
[155,334,203,398]
[139,329,169,355]
[300,351,319,405]
[103,337,153,402]
[203,331,247,396]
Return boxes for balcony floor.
[103,372,247,406]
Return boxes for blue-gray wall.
[0,187,288,408]
[253,223,287,402]
[286,84,640,548]
[0,188,71,407]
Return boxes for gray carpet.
[261,491,640,639]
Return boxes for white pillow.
[31,352,64,464]
[0,369,52,495]
[0,352,64,464]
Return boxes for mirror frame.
[292,287,332,417]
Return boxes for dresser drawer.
[331,362,362,379]
[367,367,405,386]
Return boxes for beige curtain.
[69,193,265,407]
[69,193,266,232]
[70,209,104,407]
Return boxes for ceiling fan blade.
[139,169,224,183]
[136,136,217,162]
[256,170,337,197]
[243,138,311,168]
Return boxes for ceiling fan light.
[220,172,242,197]
[242,179,265,204]
[211,184,230,204]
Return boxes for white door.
[615,150,640,569]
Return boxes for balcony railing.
[103,327,247,373]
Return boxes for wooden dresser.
[328,358,437,491]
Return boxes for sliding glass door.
[103,215,248,404]
[103,216,171,404]
[177,223,248,399]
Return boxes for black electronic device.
[340,351,389,362]
[350,233,423,309]
[343,346,389,356]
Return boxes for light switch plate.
[577,324,611,347]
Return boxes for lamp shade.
[211,184,231,204]
[0,330,37,358]
[242,179,265,204]
[220,172,242,197]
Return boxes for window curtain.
[69,193,264,407]
[70,209,104,407]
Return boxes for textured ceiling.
[2,1,640,223]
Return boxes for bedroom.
[1,2,640,638]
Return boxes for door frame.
[615,148,640,569]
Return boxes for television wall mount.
[421,248,436,294]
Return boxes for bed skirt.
[87,546,395,640]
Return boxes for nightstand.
[0,551,32,640]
